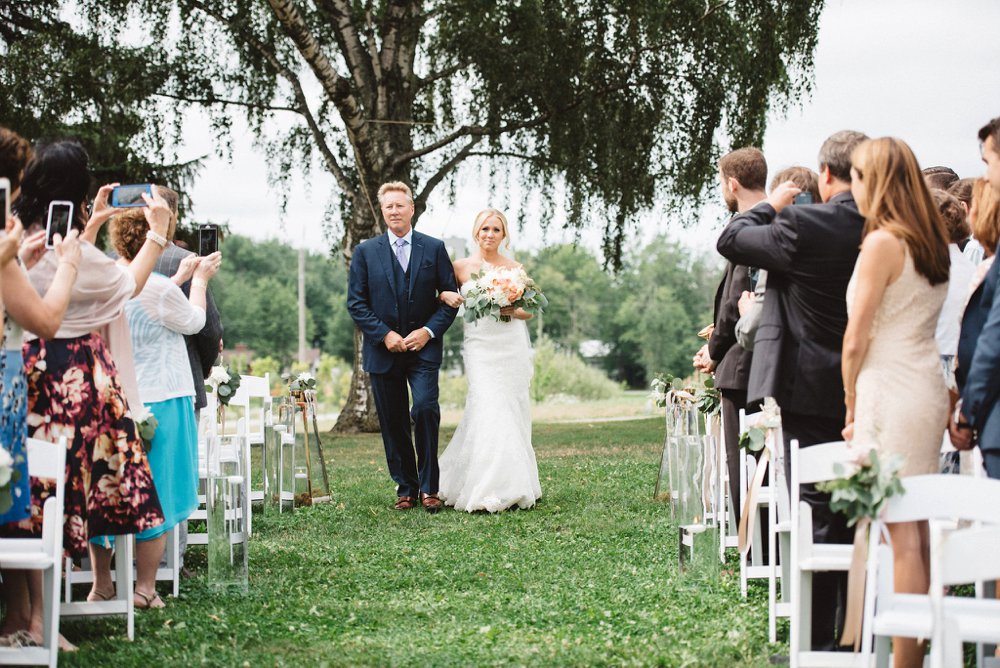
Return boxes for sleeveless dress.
[847,248,949,477]
[438,276,542,512]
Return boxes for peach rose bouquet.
[463,266,548,323]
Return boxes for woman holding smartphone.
[0,128,83,648]
[12,140,169,614]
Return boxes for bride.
[437,208,542,512]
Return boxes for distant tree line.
[214,234,718,387]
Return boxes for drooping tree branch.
[183,0,355,198]
[153,91,300,114]
[414,135,482,218]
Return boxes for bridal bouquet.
[463,265,548,323]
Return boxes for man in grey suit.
[154,187,224,569]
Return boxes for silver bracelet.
[146,230,168,248]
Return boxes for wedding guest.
[693,147,767,518]
[933,189,975,383]
[923,165,959,191]
[949,178,975,252]
[111,201,221,608]
[734,166,821,351]
[953,115,1000,480]
[0,128,82,648]
[717,129,868,650]
[151,187,223,575]
[13,140,167,605]
[843,137,950,668]
[963,178,1000,267]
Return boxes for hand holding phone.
[0,177,10,231]
[199,224,219,256]
[110,184,152,208]
[793,192,814,205]
[45,201,74,250]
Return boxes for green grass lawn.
[59,418,780,667]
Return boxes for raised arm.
[123,190,171,296]
[2,229,82,339]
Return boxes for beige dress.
[847,248,949,477]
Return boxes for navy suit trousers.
[369,353,441,498]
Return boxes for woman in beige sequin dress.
[842,137,951,668]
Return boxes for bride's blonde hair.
[472,208,511,249]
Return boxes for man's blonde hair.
[377,181,413,205]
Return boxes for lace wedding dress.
[438,280,542,512]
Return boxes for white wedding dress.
[438,279,542,512]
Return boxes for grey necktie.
[395,238,408,271]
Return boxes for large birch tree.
[8,0,824,431]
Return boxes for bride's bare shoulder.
[453,256,478,283]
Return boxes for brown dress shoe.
[420,493,443,514]
[394,496,417,510]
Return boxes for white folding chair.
[0,437,66,668]
[61,536,136,641]
[789,439,860,668]
[737,408,775,598]
[929,523,1000,668]
[228,374,270,536]
[717,408,739,560]
[738,407,791,642]
[859,474,1000,668]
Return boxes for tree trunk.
[333,326,380,433]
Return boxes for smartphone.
[45,201,74,249]
[110,183,152,208]
[0,178,9,230]
[793,192,813,205]
[199,224,219,256]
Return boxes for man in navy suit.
[952,116,1000,479]
[347,182,458,512]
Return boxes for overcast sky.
[176,0,1000,257]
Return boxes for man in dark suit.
[153,186,224,572]
[694,147,768,516]
[716,130,869,650]
[347,182,458,512]
[952,115,1000,479]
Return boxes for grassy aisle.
[60,418,778,667]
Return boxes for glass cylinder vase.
[205,432,249,592]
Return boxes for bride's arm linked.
[500,306,532,320]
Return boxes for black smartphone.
[199,224,219,256]
[45,201,74,249]
[0,178,9,227]
[110,184,152,208]
[793,192,813,205]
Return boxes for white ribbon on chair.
[737,428,774,555]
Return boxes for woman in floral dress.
[13,141,170,604]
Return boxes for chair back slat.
[935,524,1000,586]
[26,437,66,481]
[881,475,1000,525]
[792,440,852,485]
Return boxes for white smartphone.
[0,178,9,231]
[45,201,74,249]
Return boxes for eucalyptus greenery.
[817,449,905,528]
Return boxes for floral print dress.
[19,333,164,557]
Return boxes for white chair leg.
[117,536,135,641]
[43,565,58,668]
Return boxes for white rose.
[208,366,231,386]
[133,405,153,424]
[298,372,315,383]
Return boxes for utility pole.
[298,243,307,364]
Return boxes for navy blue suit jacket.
[958,257,1000,453]
[346,230,458,374]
